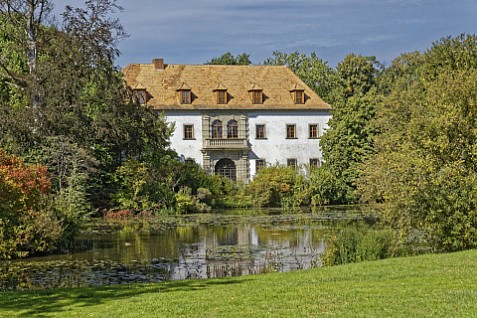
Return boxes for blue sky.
[53,0,477,67]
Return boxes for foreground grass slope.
[1,250,476,317]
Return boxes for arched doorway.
[215,158,236,181]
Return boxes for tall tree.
[319,54,382,203]
[358,34,477,252]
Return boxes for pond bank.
[1,250,476,317]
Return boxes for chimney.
[153,58,164,70]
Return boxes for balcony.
[203,138,249,150]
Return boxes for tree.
[206,52,252,65]
[336,54,381,97]
[423,34,477,80]
[0,0,207,254]
[264,51,340,103]
[0,0,52,81]
[319,54,382,203]
[358,34,477,252]
[1,0,177,210]
[262,52,380,204]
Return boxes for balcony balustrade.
[203,138,248,149]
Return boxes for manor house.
[123,59,331,182]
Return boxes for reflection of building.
[123,59,332,182]
[171,224,326,280]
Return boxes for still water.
[1,208,375,290]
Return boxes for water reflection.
[1,212,371,290]
[171,224,325,280]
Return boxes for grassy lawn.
[1,250,476,317]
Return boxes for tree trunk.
[27,1,37,75]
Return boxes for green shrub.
[356,230,394,261]
[323,227,395,266]
[247,165,298,207]
[307,166,349,206]
[175,187,211,214]
[322,228,363,266]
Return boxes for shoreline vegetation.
[1,249,476,317]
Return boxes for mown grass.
[1,250,476,317]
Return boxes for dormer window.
[294,90,304,104]
[177,82,192,104]
[130,82,148,105]
[248,83,263,104]
[133,89,147,105]
[290,84,305,104]
[217,91,227,104]
[213,83,228,104]
[180,90,191,104]
[252,91,262,104]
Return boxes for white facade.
[166,111,204,165]
[166,110,332,180]
[248,110,331,178]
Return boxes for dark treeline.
[1,1,476,259]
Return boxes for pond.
[0,207,376,290]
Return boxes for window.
[287,158,297,169]
[184,125,194,139]
[290,84,305,104]
[256,159,265,172]
[286,124,296,139]
[176,82,192,104]
[212,120,222,138]
[180,90,191,104]
[227,120,238,138]
[248,83,263,104]
[133,90,146,105]
[256,124,266,139]
[309,124,318,139]
[251,90,262,104]
[309,158,320,168]
[214,83,228,104]
[217,90,227,104]
[294,90,304,104]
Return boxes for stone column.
[236,151,250,183]
[202,153,212,174]
[202,115,210,142]
[239,114,248,139]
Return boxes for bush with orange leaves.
[0,151,64,259]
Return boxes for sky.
[52,0,477,67]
